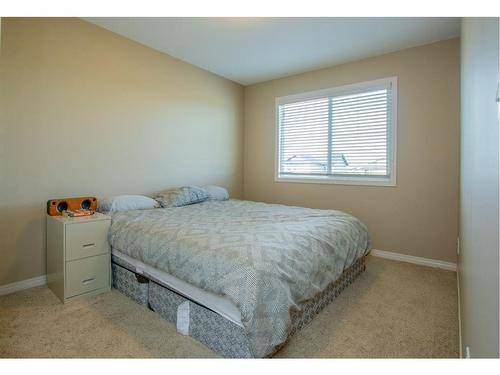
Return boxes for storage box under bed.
[111,256,366,358]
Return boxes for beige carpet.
[0,256,459,358]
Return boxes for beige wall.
[459,18,499,358]
[0,18,244,285]
[244,39,460,262]
[0,18,461,287]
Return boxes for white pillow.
[98,195,159,212]
[202,185,229,201]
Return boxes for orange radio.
[47,197,97,216]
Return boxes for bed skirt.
[111,255,366,358]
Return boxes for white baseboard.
[0,250,457,296]
[0,275,47,296]
[370,249,457,271]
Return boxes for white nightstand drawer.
[65,220,110,261]
[47,212,111,303]
[65,254,110,297]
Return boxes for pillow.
[202,185,229,201]
[98,195,159,213]
[153,186,209,208]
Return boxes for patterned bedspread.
[108,199,371,357]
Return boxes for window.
[276,77,397,186]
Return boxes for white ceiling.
[83,17,460,85]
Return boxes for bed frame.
[111,254,366,358]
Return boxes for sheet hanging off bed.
[108,199,370,357]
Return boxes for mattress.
[112,249,243,327]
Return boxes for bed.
[107,199,371,358]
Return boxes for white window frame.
[275,77,398,186]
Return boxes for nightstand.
[46,212,111,303]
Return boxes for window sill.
[275,175,396,187]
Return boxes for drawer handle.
[82,278,95,285]
[82,243,95,249]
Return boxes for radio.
[47,197,97,216]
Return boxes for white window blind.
[277,77,396,185]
